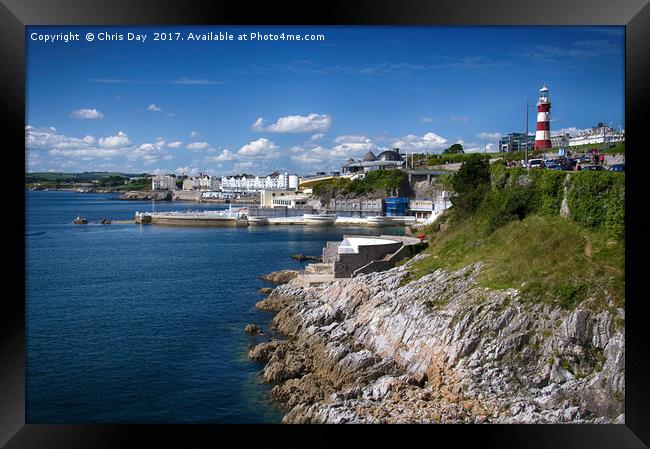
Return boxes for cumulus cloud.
[186,142,210,150]
[190,131,200,138]
[147,103,163,112]
[167,141,183,148]
[310,133,325,141]
[175,166,198,174]
[234,162,254,171]
[70,108,104,119]
[206,149,236,162]
[253,113,332,133]
[251,117,267,131]
[238,138,279,159]
[553,127,591,136]
[392,132,448,152]
[477,132,502,140]
[99,131,130,148]
[48,148,120,158]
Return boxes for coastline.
[250,258,624,424]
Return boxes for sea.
[25,190,406,423]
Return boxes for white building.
[182,177,200,191]
[151,175,177,191]
[271,194,310,209]
[199,175,220,191]
[221,172,298,193]
[568,123,625,147]
[181,174,220,191]
[550,133,571,149]
[260,190,296,208]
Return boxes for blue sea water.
[26,190,406,423]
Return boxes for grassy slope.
[410,213,624,312]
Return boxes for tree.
[450,153,491,213]
[443,143,465,154]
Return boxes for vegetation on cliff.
[412,154,624,312]
[312,170,409,199]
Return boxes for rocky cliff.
[250,255,624,423]
[117,191,171,201]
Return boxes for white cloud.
[477,132,502,140]
[167,141,183,148]
[214,149,236,161]
[70,108,104,119]
[235,162,254,171]
[252,117,267,131]
[48,148,121,158]
[254,113,332,133]
[186,142,210,150]
[175,166,198,175]
[238,138,279,159]
[333,135,371,144]
[99,131,130,148]
[421,117,437,123]
[205,149,236,163]
[147,104,163,112]
[190,131,200,138]
[553,127,591,136]
[392,132,448,152]
[310,133,325,141]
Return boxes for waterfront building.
[151,174,177,191]
[408,200,434,220]
[550,133,571,149]
[568,123,625,147]
[182,178,199,191]
[341,148,406,174]
[199,175,221,191]
[221,172,298,193]
[535,84,552,149]
[260,189,297,208]
[384,197,409,216]
[327,198,384,217]
[270,194,310,209]
[499,133,535,152]
[408,191,453,221]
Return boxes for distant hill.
[25,172,149,183]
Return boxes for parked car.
[608,164,625,172]
[582,165,605,171]
[560,161,575,171]
[546,163,562,170]
[528,158,545,169]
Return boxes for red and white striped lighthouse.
[535,84,551,149]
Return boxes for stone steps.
[305,263,335,275]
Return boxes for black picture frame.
[3,0,648,447]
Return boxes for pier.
[132,210,419,227]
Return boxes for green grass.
[410,213,624,311]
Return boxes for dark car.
[608,164,625,172]
[582,165,605,171]
[546,163,562,170]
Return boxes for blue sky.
[26,25,624,176]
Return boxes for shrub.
[566,172,625,238]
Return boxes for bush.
[566,172,625,238]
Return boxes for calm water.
[26,190,405,423]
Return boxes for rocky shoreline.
[249,257,624,423]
